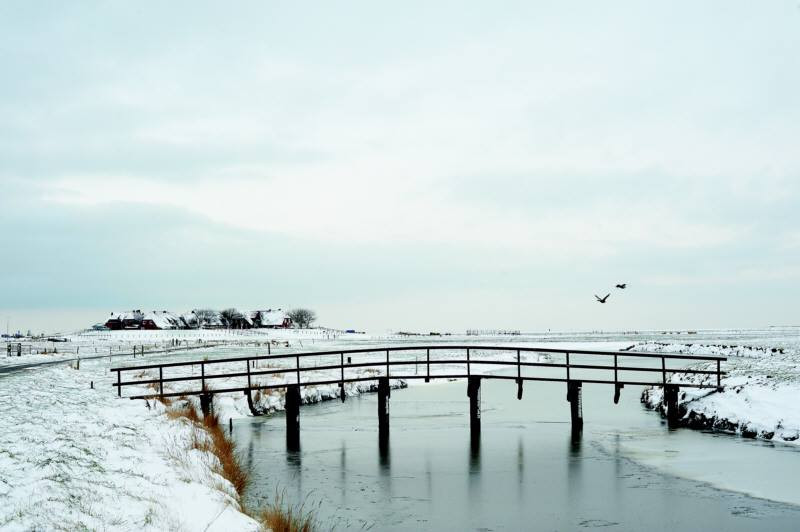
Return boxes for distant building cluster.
[103,309,292,330]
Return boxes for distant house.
[227,310,254,329]
[180,311,199,329]
[142,311,184,330]
[254,309,292,328]
[190,309,225,329]
[105,310,144,330]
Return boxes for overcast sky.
[1,1,799,334]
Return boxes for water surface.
[236,373,800,530]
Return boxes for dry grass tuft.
[165,399,314,530]
[165,401,248,496]
[257,491,317,532]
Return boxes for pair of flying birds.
[595,283,626,303]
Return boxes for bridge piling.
[613,383,624,404]
[286,384,301,450]
[378,377,390,441]
[467,376,481,435]
[199,393,213,417]
[664,384,680,428]
[567,381,583,432]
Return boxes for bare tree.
[220,308,240,328]
[288,308,317,328]
[192,309,218,328]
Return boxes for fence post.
[716,359,721,389]
[516,349,523,399]
[117,370,121,397]
[159,367,163,396]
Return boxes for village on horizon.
[100,308,294,331]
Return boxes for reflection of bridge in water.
[112,345,726,450]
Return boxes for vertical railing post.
[201,362,205,392]
[246,359,251,390]
[426,348,430,383]
[339,352,345,403]
[116,370,121,397]
[386,349,390,378]
[661,357,666,387]
[467,348,470,377]
[566,352,570,381]
[159,367,163,396]
[516,349,523,400]
[296,354,300,385]
[717,359,721,389]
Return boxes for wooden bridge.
[111,345,726,448]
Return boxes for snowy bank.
[638,342,800,444]
[0,362,259,531]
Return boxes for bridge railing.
[110,345,726,400]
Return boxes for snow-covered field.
[639,340,800,444]
[2,327,799,530]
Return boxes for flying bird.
[616,283,627,289]
[595,294,610,303]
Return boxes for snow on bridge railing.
[110,345,727,400]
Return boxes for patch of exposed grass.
[256,490,317,532]
[164,401,248,496]
[164,400,317,531]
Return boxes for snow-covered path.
[0,360,258,531]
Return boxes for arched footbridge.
[111,345,726,447]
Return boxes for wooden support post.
[567,380,583,432]
[664,384,680,429]
[516,349,523,400]
[614,383,624,404]
[467,376,481,435]
[200,393,213,417]
[378,377,390,442]
[116,370,121,397]
[286,384,301,451]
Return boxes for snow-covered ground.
[3,328,800,530]
[0,361,259,531]
[639,341,800,444]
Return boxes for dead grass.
[256,491,317,532]
[165,401,248,496]
[165,399,316,531]
[147,382,173,406]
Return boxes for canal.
[235,372,800,530]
